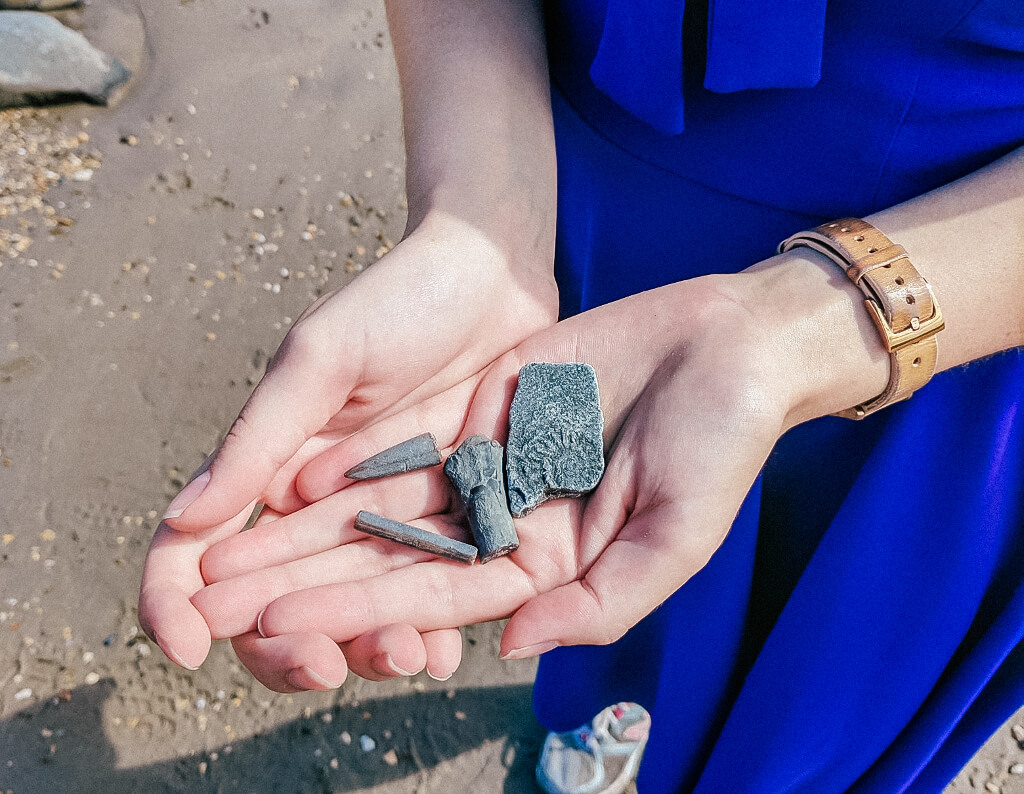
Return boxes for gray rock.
[345,432,441,481]
[0,0,79,10]
[444,435,518,563]
[505,362,605,517]
[353,511,477,565]
[0,12,131,108]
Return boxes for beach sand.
[0,1,1020,791]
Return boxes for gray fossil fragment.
[345,432,442,481]
[353,511,477,565]
[0,12,131,108]
[444,435,519,563]
[505,362,605,517]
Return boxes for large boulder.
[0,11,130,107]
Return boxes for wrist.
[731,251,891,428]
[408,190,557,285]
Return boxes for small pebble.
[382,749,398,766]
[13,688,32,701]
[103,634,115,646]
[1009,763,1024,775]
[1013,724,1024,742]
[84,672,100,685]
[359,735,375,752]
[340,731,351,745]
[985,782,1001,794]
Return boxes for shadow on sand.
[0,679,547,793]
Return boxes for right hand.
[165,209,558,529]
[139,209,557,671]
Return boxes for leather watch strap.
[778,218,944,419]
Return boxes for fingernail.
[427,670,453,682]
[256,608,267,638]
[372,653,416,677]
[287,666,340,690]
[154,634,200,671]
[500,640,559,660]
[163,470,211,521]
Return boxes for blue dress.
[532,1,1024,791]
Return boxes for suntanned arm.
[385,0,556,274]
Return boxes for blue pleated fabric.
[534,0,1024,791]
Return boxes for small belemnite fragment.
[444,435,519,563]
[505,362,605,517]
[345,432,442,480]
[353,511,477,564]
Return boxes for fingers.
[341,624,428,681]
[421,628,464,681]
[257,556,537,643]
[138,501,256,670]
[195,514,470,639]
[338,626,464,682]
[230,625,464,693]
[164,327,359,532]
[199,467,456,583]
[231,631,349,693]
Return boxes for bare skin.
[139,0,1024,692]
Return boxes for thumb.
[163,334,355,532]
[500,500,722,658]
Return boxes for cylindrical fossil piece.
[444,435,519,563]
[353,510,477,564]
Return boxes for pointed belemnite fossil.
[353,511,477,564]
[444,435,519,563]
[505,362,605,518]
[345,432,442,480]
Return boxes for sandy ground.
[0,1,1021,792]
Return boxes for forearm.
[733,145,1024,427]
[869,145,1024,371]
[385,0,556,267]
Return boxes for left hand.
[190,252,890,690]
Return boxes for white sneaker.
[536,702,651,794]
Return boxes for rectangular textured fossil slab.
[345,433,442,481]
[353,511,477,564]
[444,435,519,563]
[505,362,605,517]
